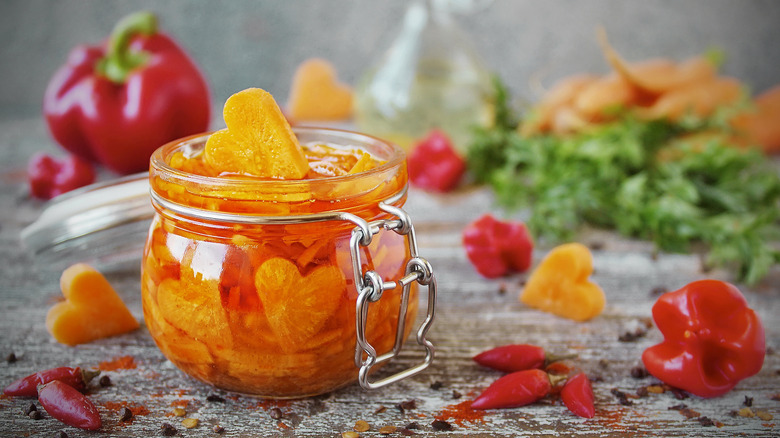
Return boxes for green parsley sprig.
[468,78,780,285]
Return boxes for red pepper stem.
[545,353,578,364]
[548,373,568,387]
[97,10,158,83]
[80,369,101,385]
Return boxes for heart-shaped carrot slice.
[520,243,605,321]
[204,88,309,179]
[46,264,139,346]
[287,58,353,121]
[255,257,344,352]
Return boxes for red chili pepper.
[642,279,765,398]
[43,11,210,175]
[471,369,552,410]
[4,366,99,397]
[462,214,534,278]
[38,380,102,430]
[473,344,546,373]
[407,130,465,192]
[561,372,595,418]
[27,152,95,200]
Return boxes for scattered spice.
[697,416,716,427]
[405,422,420,429]
[743,396,754,407]
[374,406,387,414]
[737,407,755,418]
[399,428,416,436]
[630,366,648,379]
[588,241,605,250]
[170,400,189,408]
[354,419,370,432]
[161,422,177,436]
[181,418,199,429]
[99,375,112,387]
[120,407,133,422]
[670,388,689,400]
[213,425,225,433]
[206,394,226,403]
[57,431,68,438]
[434,400,485,427]
[646,385,665,394]
[636,386,649,397]
[269,407,283,420]
[172,408,186,417]
[452,390,462,399]
[678,407,701,419]
[610,388,634,406]
[668,404,688,411]
[756,410,773,421]
[379,425,397,434]
[396,399,417,412]
[650,286,667,296]
[618,327,647,342]
[430,381,443,390]
[431,419,453,431]
[341,432,359,438]
[98,356,137,371]
[598,359,609,369]
[24,403,37,416]
[6,352,17,363]
[28,409,43,420]
[102,401,150,418]
[771,393,780,401]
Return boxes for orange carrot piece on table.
[46,264,139,346]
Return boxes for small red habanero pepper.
[43,11,210,175]
[407,130,466,192]
[38,380,102,430]
[642,280,765,398]
[462,214,534,278]
[4,366,99,397]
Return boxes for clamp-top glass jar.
[141,127,436,398]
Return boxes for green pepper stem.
[96,11,158,83]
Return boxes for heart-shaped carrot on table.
[46,263,139,346]
[519,243,605,321]
[287,58,353,121]
[255,257,344,352]
[204,88,310,179]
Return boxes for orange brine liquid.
[141,130,417,397]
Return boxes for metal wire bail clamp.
[351,202,437,390]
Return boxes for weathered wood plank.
[0,118,778,437]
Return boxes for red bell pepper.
[43,11,210,174]
[462,214,534,278]
[642,279,765,398]
[407,130,465,192]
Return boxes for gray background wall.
[1,0,779,120]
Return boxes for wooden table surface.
[1,118,778,437]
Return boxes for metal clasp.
[349,203,437,390]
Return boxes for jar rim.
[150,126,406,191]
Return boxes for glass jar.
[354,0,494,152]
[141,127,436,398]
